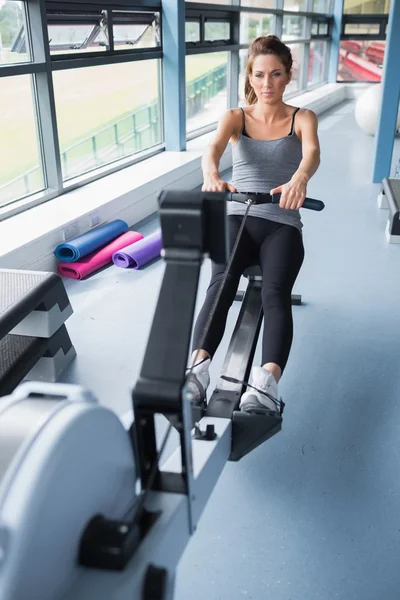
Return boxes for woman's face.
[249,54,291,104]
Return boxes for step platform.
[377,178,400,243]
[0,269,75,396]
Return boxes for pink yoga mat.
[57,231,144,280]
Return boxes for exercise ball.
[355,84,400,136]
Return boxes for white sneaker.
[239,366,280,415]
[184,358,210,406]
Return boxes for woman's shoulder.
[219,108,245,141]
[221,107,245,124]
[293,107,318,124]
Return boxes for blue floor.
[60,100,400,600]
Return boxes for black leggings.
[192,215,305,373]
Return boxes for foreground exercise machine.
[0,191,324,600]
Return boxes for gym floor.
[60,101,400,600]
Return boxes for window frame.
[1,0,333,219]
[0,0,165,219]
[341,14,388,41]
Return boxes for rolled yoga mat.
[54,219,128,262]
[112,230,163,270]
[57,231,144,280]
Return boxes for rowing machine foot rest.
[229,410,282,462]
[165,403,205,432]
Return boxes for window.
[283,16,307,40]
[344,22,380,35]
[308,40,327,86]
[338,40,385,81]
[344,0,390,14]
[0,75,44,207]
[240,12,275,45]
[311,19,330,36]
[185,0,231,3]
[186,52,228,134]
[112,11,160,51]
[52,60,163,181]
[319,22,329,35]
[47,9,109,56]
[285,43,304,94]
[0,0,30,64]
[204,21,230,42]
[240,0,276,7]
[313,0,331,12]
[47,9,160,56]
[186,21,200,43]
[284,0,308,11]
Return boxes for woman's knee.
[207,271,240,295]
[262,283,292,310]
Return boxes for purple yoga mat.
[112,230,163,269]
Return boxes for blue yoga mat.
[54,219,128,262]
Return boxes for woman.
[187,35,320,414]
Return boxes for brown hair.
[244,36,293,105]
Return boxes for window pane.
[185,0,231,3]
[48,22,109,56]
[285,43,304,94]
[240,0,276,7]
[313,0,331,11]
[319,22,329,34]
[240,13,275,45]
[0,75,44,207]
[204,21,230,42]
[338,40,385,82]
[0,0,29,64]
[283,16,307,40]
[186,52,228,134]
[112,11,160,51]
[344,22,381,35]
[344,0,390,14]
[53,60,163,181]
[186,21,200,43]
[284,0,308,11]
[308,40,327,86]
[311,22,319,34]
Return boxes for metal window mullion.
[328,0,343,82]
[51,49,162,70]
[107,7,114,52]
[163,0,186,150]
[275,12,283,38]
[26,0,63,194]
[302,13,312,89]
[323,39,330,81]
[46,0,162,7]
[229,9,240,109]
[302,42,310,90]
[0,63,46,77]
[200,14,205,43]
[186,43,239,55]
[229,50,239,108]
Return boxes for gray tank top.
[228,107,303,231]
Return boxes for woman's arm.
[271,109,321,210]
[201,109,240,192]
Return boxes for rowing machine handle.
[229,192,325,212]
[273,194,325,212]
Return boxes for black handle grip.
[272,193,325,212]
[228,192,325,212]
